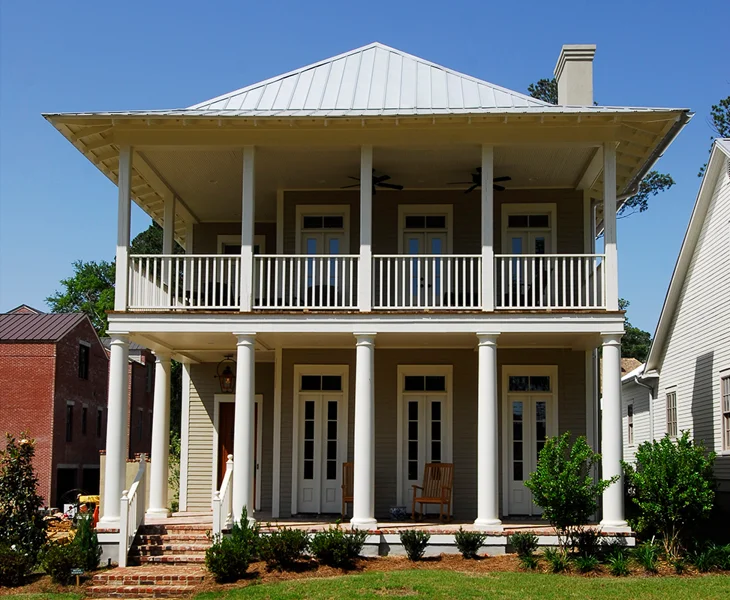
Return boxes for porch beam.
[232,333,256,522]
[358,146,373,312]
[481,145,494,311]
[114,146,132,311]
[146,352,172,517]
[603,143,619,311]
[240,146,255,312]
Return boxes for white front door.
[398,368,453,513]
[503,369,557,516]
[297,372,347,514]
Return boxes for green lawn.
[0,595,82,600]
[194,570,729,600]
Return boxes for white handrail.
[494,254,605,309]
[118,454,147,568]
[212,454,234,537]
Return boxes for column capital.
[354,332,377,344]
[476,332,499,346]
[153,350,172,362]
[108,333,130,346]
[600,332,623,346]
[234,333,257,346]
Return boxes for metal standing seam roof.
[0,313,88,342]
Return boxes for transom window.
[301,375,342,392]
[721,375,730,450]
[666,391,677,437]
[302,215,344,230]
[404,215,447,230]
[404,375,446,392]
[507,214,550,229]
[508,375,551,393]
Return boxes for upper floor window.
[627,404,634,446]
[398,205,453,255]
[81,406,88,436]
[502,204,557,255]
[146,362,154,393]
[666,391,677,437]
[296,206,349,256]
[722,375,730,451]
[66,403,74,442]
[78,343,90,379]
[96,408,103,438]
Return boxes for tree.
[46,259,115,336]
[0,435,47,567]
[622,432,716,559]
[527,78,674,216]
[618,298,652,362]
[699,94,730,176]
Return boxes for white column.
[351,333,377,529]
[603,142,619,311]
[474,333,503,530]
[358,146,373,312]
[99,334,129,526]
[271,346,283,518]
[481,145,495,311]
[232,333,256,522]
[276,190,284,255]
[599,333,629,531]
[114,147,133,311]
[240,146,255,312]
[146,352,171,517]
[162,193,176,255]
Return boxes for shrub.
[73,515,101,571]
[716,544,730,570]
[204,507,258,583]
[399,530,430,561]
[525,433,617,549]
[573,554,599,573]
[543,547,570,573]
[0,543,35,587]
[509,532,538,558]
[0,435,47,566]
[688,541,726,573]
[42,543,81,585]
[310,525,368,568]
[622,432,716,560]
[607,551,630,576]
[454,528,487,559]
[633,541,660,573]
[671,557,686,574]
[573,528,601,558]
[258,528,310,570]
[519,554,540,570]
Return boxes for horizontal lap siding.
[621,380,652,463]
[655,167,730,483]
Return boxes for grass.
[0,595,82,600]
[193,570,730,599]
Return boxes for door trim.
[396,365,454,507]
[291,364,349,515]
[398,204,454,254]
[500,365,558,516]
[294,205,351,254]
[500,203,557,254]
[212,393,263,511]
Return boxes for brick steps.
[88,584,196,598]
[137,554,206,564]
[138,534,209,544]
[89,566,206,598]
[135,544,210,556]
[127,524,211,567]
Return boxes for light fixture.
[216,355,236,394]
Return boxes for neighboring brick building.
[0,307,156,508]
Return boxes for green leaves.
[618,298,651,362]
[619,171,675,217]
[527,78,558,105]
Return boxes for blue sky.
[0,0,727,333]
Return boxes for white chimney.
[554,44,596,105]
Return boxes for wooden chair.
[411,463,453,522]
[341,462,354,517]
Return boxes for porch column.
[603,142,619,311]
[481,145,495,311]
[599,333,628,531]
[240,146,255,312]
[232,333,256,522]
[358,145,373,312]
[474,333,503,531]
[162,193,176,306]
[146,352,171,517]
[351,333,377,529]
[98,334,129,526]
[114,147,133,311]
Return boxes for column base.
[350,517,378,531]
[145,508,171,519]
[97,516,120,529]
[473,518,504,532]
[599,520,631,533]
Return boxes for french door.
[300,214,347,301]
[398,368,452,513]
[296,371,348,514]
[503,369,557,516]
[402,213,448,304]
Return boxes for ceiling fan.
[449,168,511,194]
[341,170,404,194]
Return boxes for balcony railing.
[373,255,482,310]
[494,254,605,309]
[127,253,606,312]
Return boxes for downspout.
[632,375,655,441]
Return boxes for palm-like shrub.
[399,530,430,561]
[454,528,487,559]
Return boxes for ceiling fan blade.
[340,183,361,189]
[493,176,512,182]
[465,184,479,194]
[493,184,506,192]
[373,174,391,184]
[347,175,361,182]
[377,182,403,190]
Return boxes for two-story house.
[44,43,690,549]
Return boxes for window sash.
[627,404,634,446]
[722,376,730,450]
[666,392,677,437]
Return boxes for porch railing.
[118,454,147,568]
[253,255,359,310]
[373,255,482,309]
[494,254,605,309]
[212,454,234,537]
[128,255,241,310]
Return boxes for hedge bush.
[258,527,310,570]
[310,525,367,568]
[399,530,430,561]
[454,528,487,559]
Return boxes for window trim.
[720,372,730,453]
[78,341,91,380]
[398,204,453,254]
[294,205,350,255]
[81,405,88,436]
[627,403,634,446]
[666,389,678,438]
[216,234,266,255]
[501,203,558,254]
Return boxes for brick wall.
[127,350,155,458]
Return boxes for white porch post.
[358,146,373,312]
[474,333,503,530]
[146,351,171,517]
[232,333,256,522]
[481,145,495,311]
[351,333,377,529]
[114,147,133,311]
[599,333,629,531]
[603,142,619,311]
[162,193,176,306]
[240,146,255,312]
[99,334,129,526]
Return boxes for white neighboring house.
[621,139,730,508]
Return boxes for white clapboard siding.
[185,364,217,511]
[621,379,652,463]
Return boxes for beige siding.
[654,164,730,483]
[621,379,652,463]
[184,362,275,512]
[193,222,277,254]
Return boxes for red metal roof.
[0,312,88,342]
